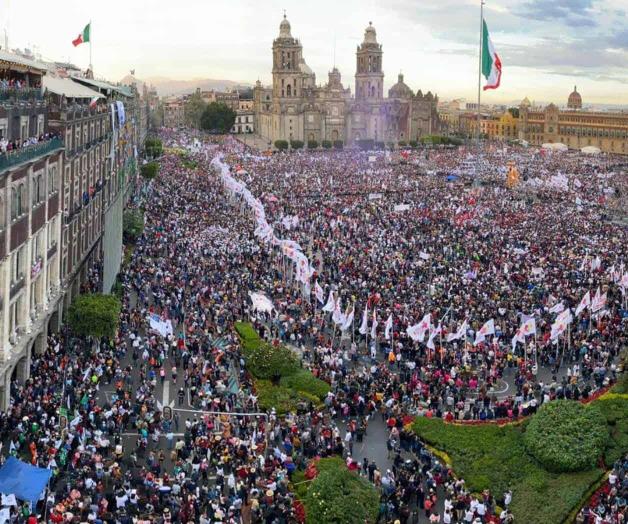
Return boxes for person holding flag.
[474,319,495,346]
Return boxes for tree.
[307,140,318,149]
[409,140,419,148]
[398,140,407,147]
[67,294,121,339]
[140,161,159,179]
[184,92,208,128]
[290,140,304,150]
[274,140,289,151]
[321,140,332,149]
[333,140,343,149]
[144,138,163,159]
[508,107,520,118]
[123,210,144,243]
[200,102,236,133]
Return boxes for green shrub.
[280,369,330,400]
[274,140,289,151]
[304,465,379,523]
[234,321,261,351]
[67,294,121,339]
[593,395,628,465]
[255,380,318,415]
[290,140,304,150]
[140,161,159,179]
[387,142,395,150]
[123,210,144,243]
[145,137,163,158]
[333,140,343,149]
[523,401,608,472]
[307,140,318,149]
[398,140,407,147]
[409,140,418,148]
[246,342,299,381]
[321,140,332,149]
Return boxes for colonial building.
[0,51,149,409]
[253,16,440,145]
[163,98,184,128]
[519,88,628,155]
[0,53,64,408]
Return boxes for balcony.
[0,87,43,103]
[0,137,63,173]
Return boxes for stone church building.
[253,16,440,145]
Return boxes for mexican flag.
[72,23,91,47]
[481,19,501,90]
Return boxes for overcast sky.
[4,0,628,104]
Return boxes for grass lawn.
[411,391,628,524]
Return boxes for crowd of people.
[0,129,624,523]
[0,132,61,157]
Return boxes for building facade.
[163,98,184,128]
[253,16,440,146]
[518,88,628,155]
[0,52,149,409]
[0,54,64,408]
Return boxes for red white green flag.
[481,19,501,90]
[72,23,91,47]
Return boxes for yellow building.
[518,88,628,155]
[481,111,518,140]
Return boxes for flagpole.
[476,0,484,143]
[89,20,93,73]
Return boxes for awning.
[0,50,48,74]
[0,457,52,505]
[71,76,135,98]
[43,75,104,99]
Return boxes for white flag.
[446,319,468,342]
[591,287,607,313]
[384,314,393,340]
[550,309,572,340]
[315,282,325,305]
[590,256,602,271]
[427,324,442,350]
[370,310,378,339]
[341,306,355,332]
[549,302,565,314]
[322,290,335,313]
[575,290,591,317]
[512,317,535,350]
[333,299,345,326]
[359,307,369,335]
[248,292,274,314]
[474,319,495,346]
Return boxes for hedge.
[595,394,628,465]
[411,403,612,524]
[234,321,262,352]
[332,140,343,149]
[321,140,332,149]
[523,401,608,473]
[275,140,289,151]
[235,322,329,413]
[307,140,318,149]
[255,380,319,416]
[280,369,330,400]
[290,140,304,150]
[303,462,379,523]
[408,140,418,148]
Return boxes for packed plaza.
[0,127,626,523]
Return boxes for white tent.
[581,146,601,155]
[541,143,568,152]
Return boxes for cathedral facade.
[253,16,440,145]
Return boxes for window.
[287,84,291,96]
[11,184,24,220]
[49,165,57,195]
[33,173,44,205]
[11,246,24,282]
[0,195,4,229]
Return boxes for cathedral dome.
[388,73,413,99]
[567,85,582,109]
[363,21,378,44]
[279,14,292,38]
[520,96,531,108]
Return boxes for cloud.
[516,0,597,27]
[546,69,628,84]
[502,41,628,69]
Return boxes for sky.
[3,0,628,104]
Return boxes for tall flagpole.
[476,0,484,143]
[89,20,93,73]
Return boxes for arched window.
[11,187,18,220]
[286,84,292,96]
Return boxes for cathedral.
[253,15,441,145]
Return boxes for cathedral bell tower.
[355,22,384,101]
[272,14,303,100]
